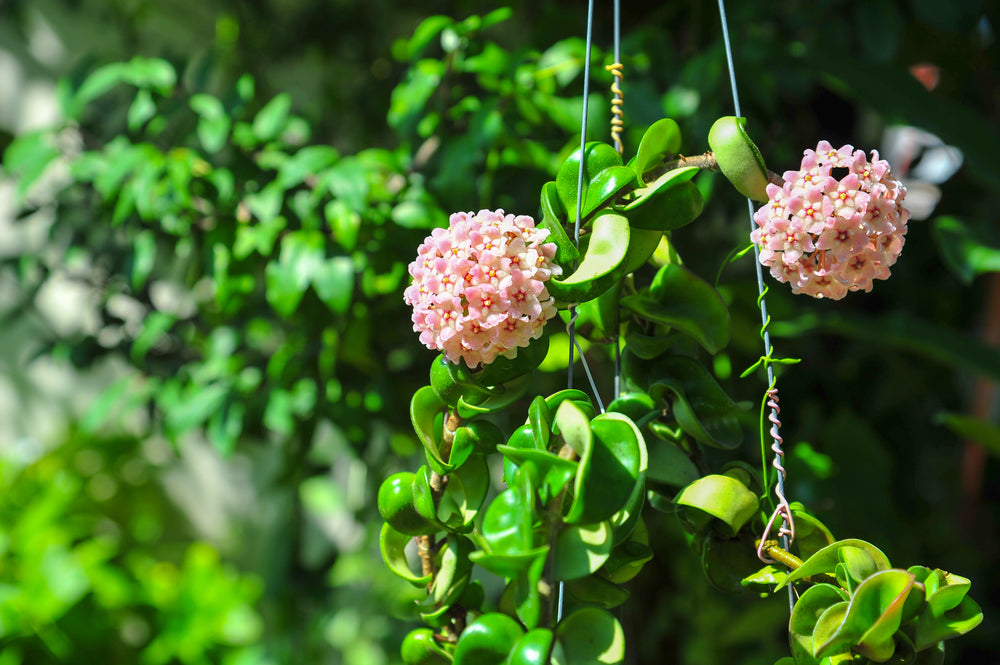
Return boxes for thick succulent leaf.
[498,445,578,503]
[379,523,432,587]
[790,505,837,561]
[645,440,699,488]
[470,547,550,580]
[410,385,446,453]
[622,179,704,231]
[621,228,665,274]
[556,142,623,216]
[621,263,729,354]
[789,584,850,665]
[478,471,536,556]
[583,165,639,217]
[674,474,758,535]
[815,569,916,662]
[506,629,556,665]
[554,521,614,581]
[565,413,645,525]
[607,392,656,422]
[545,389,594,414]
[565,574,631,610]
[554,399,593,456]
[913,595,984,651]
[453,613,525,665]
[778,539,892,590]
[528,396,552,450]
[427,535,474,606]
[707,116,769,201]
[554,607,625,665]
[547,212,630,304]
[436,455,490,530]
[649,356,742,449]
[838,546,880,587]
[634,118,682,181]
[701,534,766,593]
[540,180,580,265]
[473,336,551,387]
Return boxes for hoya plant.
[379,18,983,665]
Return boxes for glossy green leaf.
[498,446,577,503]
[779,539,892,590]
[934,411,1000,458]
[816,569,916,662]
[379,523,432,587]
[505,629,555,665]
[583,166,638,218]
[429,354,492,407]
[645,440,699,488]
[554,521,613,581]
[789,584,849,665]
[635,118,682,181]
[426,535,474,606]
[622,180,704,231]
[554,400,593,457]
[547,212,630,304]
[436,456,490,530]
[601,518,653,583]
[470,547,550,580]
[554,607,625,665]
[702,534,765,593]
[649,356,742,449]
[410,386,446,453]
[914,595,983,651]
[707,116,769,201]
[454,613,524,665]
[454,420,505,455]
[624,263,729,353]
[378,472,436,536]
[621,228,664,274]
[478,471,536,556]
[565,413,644,525]
[556,142,623,217]
[564,574,630,609]
[313,256,354,314]
[675,474,758,535]
[540,181,580,265]
[455,372,531,418]
[790,505,837,561]
[401,628,451,665]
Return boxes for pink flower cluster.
[404,209,561,368]
[751,141,909,299]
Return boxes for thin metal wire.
[609,0,623,402]
[715,0,795,612]
[561,0,597,625]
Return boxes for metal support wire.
[561,0,597,625]
[715,0,796,613]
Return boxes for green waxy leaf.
[621,263,729,354]
[554,607,625,665]
[506,629,556,665]
[649,356,742,449]
[914,595,983,650]
[675,474,758,535]
[556,142,623,218]
[547,212,630,304]
[540,181,580,265]
[622,180,704,231]
[554,521,613,581]
[789,584,850,665]
[379,523,432,587]
[453,613,524,665]
[707,116,769,201]
[565,413,645,525]
[778,539,892,590]
[635,118,682,182]
[583,166,638,218]
[814,569,916,662]
[252,93,292,142]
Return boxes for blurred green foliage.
[0,0,998,663]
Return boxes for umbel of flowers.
[751,141,909,300]
[403,209,561,368]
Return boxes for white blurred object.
[881,125,964,220]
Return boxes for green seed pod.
[707,116,769,201]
